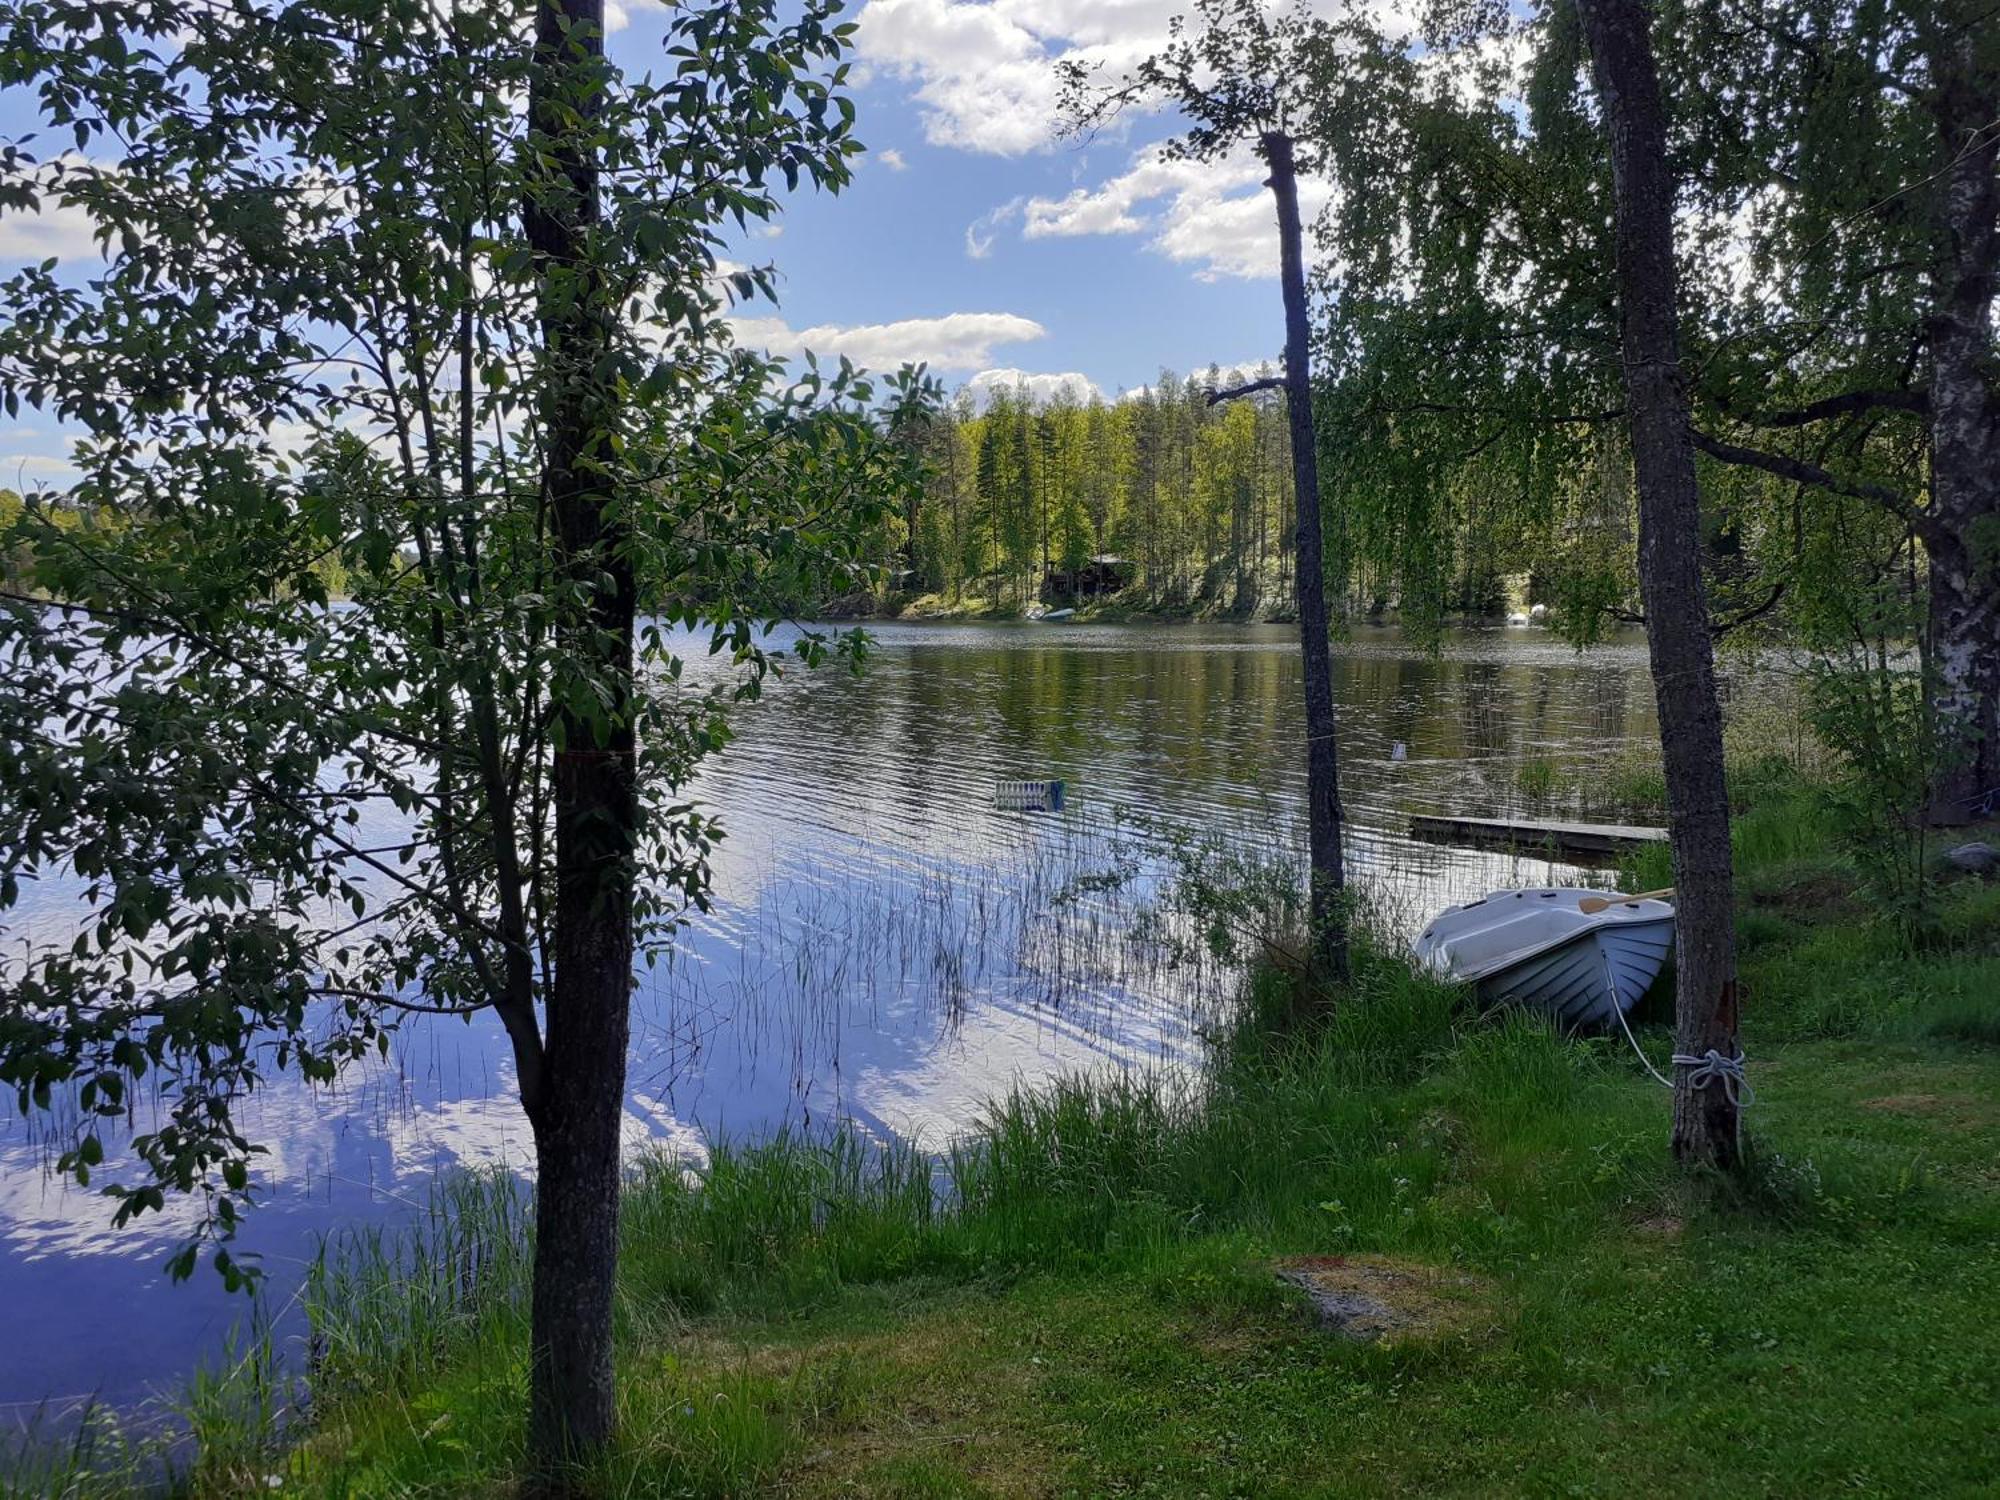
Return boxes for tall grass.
[0,1319,293,1499]
[278,942,1624,1432]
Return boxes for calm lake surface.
[1,620,1667,1419]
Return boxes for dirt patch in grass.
[1273,1255,1494,1343]
[1861,1093,1949,1115]
[1629,1213,1685,1239]
[1858,1091,2000,1134]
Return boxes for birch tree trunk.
[1922,12,2000,824]
[1575,0,1743,1168]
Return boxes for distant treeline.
[872,366,1550,621]
[882,367,1316,615]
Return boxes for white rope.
[1605,953,1676,1087]
[1601,952,1753,1104]
[1670,1048,1756,1107]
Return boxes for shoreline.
[16,784,1999,1496]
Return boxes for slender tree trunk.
[1922,14,2000,824]
[524,0,637,1471]
[1577,0,1742,1169]
[1262,130,1347,985]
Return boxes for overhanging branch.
[1690,428,1928,533]
[1715,387,1927,428]
[1206,375,1285,405]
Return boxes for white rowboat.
[1413,887,1674,1029]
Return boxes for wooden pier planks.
[1409,814,1668,861]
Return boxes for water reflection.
[0,620,1661,1414]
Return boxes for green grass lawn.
[21,796,2000,1497]
[287,1035,1999,1498]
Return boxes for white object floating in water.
[1506,611,1530,626]
[1391,741,1408,762]
[1413,887,1675,1030]
[1041,608,1076,621]
[995,778,1066,813]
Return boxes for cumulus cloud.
[855,0,1410,157]
[0,201,106,266]
[604,0,666,33]
[878,148,909,171]
[855,0,1077,157]
[964,197,1024,260]
[727,310,1048,372]
[964,367,1101,404]
[1025,145,1333,280]
[856,0,1398,277]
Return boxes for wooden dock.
[1409,814,1668,861]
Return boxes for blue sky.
[0,0,1329,486]
[718,0,1305,396]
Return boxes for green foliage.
[1301,0,1977,668]
[1806,656,1937,934]
[0,0,933,1277]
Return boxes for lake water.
[0,620,1665,1421]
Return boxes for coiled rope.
[1669,1048,1755,1106]
[1603,952,1753,1105]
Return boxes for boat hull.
[1474,918,1673,1029]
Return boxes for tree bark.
[1922,14,2000,824]
[524,0,636,1473]
[1262,130,1347,985]
[1576,0,1742,1168]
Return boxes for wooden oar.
[1578,886,1674,915]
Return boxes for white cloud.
[2,454,81,486]
[856,0,1068,157]
[856,0,1395,278]
[727,310,1048,373]
[1026,150,1256,238]
[0,157,115,267]
[855,0,1409,157]
[0,201,105,266]
[964,197,1024,260]
[964,367,1101,404]
[604,0,666,33]
[1024,144,1333,280]
[878,148,909,171]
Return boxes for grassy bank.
[18,787,2000,1497]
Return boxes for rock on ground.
[1943,842,1998,876]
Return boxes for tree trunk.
[1262,130,1347,985]
[524,0,637,1472]
[1576,0,1742,1168]
[1922,15,2000,824]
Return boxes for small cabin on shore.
[1045,554,1134,600]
